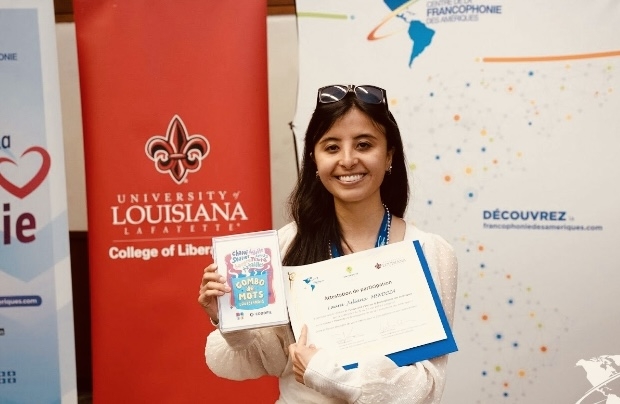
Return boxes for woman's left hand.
[289,324,319,384]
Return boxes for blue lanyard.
[330,209,391,258]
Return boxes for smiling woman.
[286,84,409,263]
[199,84,459,403]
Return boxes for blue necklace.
[329,205,391,259]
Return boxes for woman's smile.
[336,173,366,183]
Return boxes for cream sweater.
[205,222,458,403]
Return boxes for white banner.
[293,1,620,402]
[0,0,77,402]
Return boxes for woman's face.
[313,108,393,206]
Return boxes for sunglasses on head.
[317,84,387,105]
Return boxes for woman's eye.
[325,144,339,152]
[357,142,372,150]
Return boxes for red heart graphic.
[0,146,51,199]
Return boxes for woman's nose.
[339,149,358,169]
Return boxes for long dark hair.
[282,90,409,266]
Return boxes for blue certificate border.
[343,240,458,369]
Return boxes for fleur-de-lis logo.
[145,115,210,184]
[346,266,353,274]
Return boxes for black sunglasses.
[317,84,387,105]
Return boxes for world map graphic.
[382,0,435,66]
[576,355,620,404]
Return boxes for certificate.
[284,240,457,369]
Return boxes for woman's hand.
[289,324,319,384]
[198,263,230,324]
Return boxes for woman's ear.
[386,148,394,171]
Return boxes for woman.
[198,84,458,403]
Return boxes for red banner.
[73,1,277,402]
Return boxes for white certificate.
[284,240,457,369]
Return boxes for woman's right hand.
[198,263,231,325]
